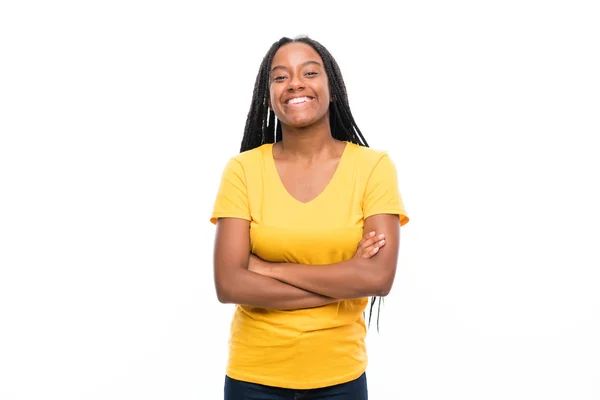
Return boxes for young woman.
[211,36,409,400]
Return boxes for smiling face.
[269,42,331,129]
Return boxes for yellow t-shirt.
[210,141,409,389]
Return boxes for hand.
[354,231,386,259]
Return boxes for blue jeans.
[224,372,368,399]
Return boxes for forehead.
[271,42,324,67]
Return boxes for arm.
[213,217,339,310]
[252,214,400,299]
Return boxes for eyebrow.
[270,60,323,74]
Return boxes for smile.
[285,96,314,105]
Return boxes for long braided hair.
[240,36,383,330]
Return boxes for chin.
[281,117,315,128]
[292,120,316,128]
[282,113,329,129]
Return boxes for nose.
[287,74,304,91]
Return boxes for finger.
[360,245,378,258]
[358,233,385,250]
[359,231,376,245]
[359,237,378,250]
[356,231,375,248]
[364,231,376,239]
[361,239,386,258]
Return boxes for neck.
[279,117,338,160]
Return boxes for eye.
[273,75,287,82]
[305,71,318,77]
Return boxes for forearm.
[260,215,400,298]
[264,258,392,299]
[216,268,339,310]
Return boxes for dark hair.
[240,36,383,330]
[240,36,369,152]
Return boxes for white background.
[1,1,599,399]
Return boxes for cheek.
[268,89,274,106]
[269,87,282,109]
[317,81,330,103]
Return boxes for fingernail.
[373,247,379,253]
[379,240,385,245]
[378,234,385,239]
[369,231,376,236]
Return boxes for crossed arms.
[212,214,400,310]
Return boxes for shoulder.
[223,144,271,173]
[347,143,392,170]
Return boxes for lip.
[283,95,315,105]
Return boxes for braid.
[239,36,382,331]
[240,38,291,152]
[240,36,369,152]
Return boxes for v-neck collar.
[266,141,352,205]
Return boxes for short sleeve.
[363,154,409,226]
[210,158,251,225]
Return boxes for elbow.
[215,286,231,304]
[214,279,235,304]
[371,278,392,297]
[214,264,250,304]
[216,288,231,304]
[376,282,393,297]
[373,269,396,297]
[357,259,396,297]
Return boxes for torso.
[220,141,395,389]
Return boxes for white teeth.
[287,97,311,104]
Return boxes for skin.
[269,42,346,203]
[213,42,401,308]
[214,222,386,309]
